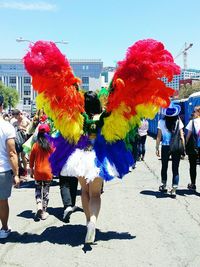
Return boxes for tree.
[178,81,200,99]
[0,82,19,110]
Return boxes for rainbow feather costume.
[24,39,180,182]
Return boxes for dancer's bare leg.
[85,177,103,243]
[78,176,90,223]
[89,177,103,224]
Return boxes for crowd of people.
[1,38,199,245]
[1,93,200,243]
[156,103,200,198]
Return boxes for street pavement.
[0,136,200,267]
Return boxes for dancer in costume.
[24,39,180,243]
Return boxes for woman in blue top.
[156,104,185,197]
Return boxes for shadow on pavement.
[140,190,172,198]
[176,189,200,197]
[0,225,136,247]
[140,189,200,198]
[48,206,84,221]
[17,207,84,222]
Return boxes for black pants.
[188,148,200,185]
[138,135,147,158]
[59,175,78,208]
[161,146,181,186]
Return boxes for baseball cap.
[38,124,50,133]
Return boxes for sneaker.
[41,211,49,220]
[71,206,78,212]
[159,184,167,193]
[85,222,96,244]
[35,209,43,221]
[35,202,43,221]
[170,187,176,198]
[63,206,73,222]
[0,228,11,239]
[187,183,196,191]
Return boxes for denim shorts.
[0,170,13,200]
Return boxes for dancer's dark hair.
[84,91,102,117]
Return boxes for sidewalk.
[0,136,200,267]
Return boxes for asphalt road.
[0,136,200,267]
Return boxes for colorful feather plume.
[102,39,181,142]
[24,41,84,143]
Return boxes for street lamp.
[55,40,68,45]
[16,37,68,45]
[16,37,34,44]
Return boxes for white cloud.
[0,1,57,11]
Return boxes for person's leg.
[69,177,78,207]
[41,181,50,220]
[20,152,27,173]
[0,199,9,230]
[161,146,170,185]
[42,181,50,211]
[141,135,147,160]
[35,181,43,219]
[85,177,103,243]
[188,154,197,185]
[0,171,13,232]
[88,177,103,225]
[59,176,72,208]
[171,153,181,187]
[78,177,90,223]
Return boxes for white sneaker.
[63,206,73,222]
[41,211,49,220]
[71,206,78,212]
[170,187,177,198]
[0,228,11,239]
[85,222,96,244]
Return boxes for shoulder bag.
[169,120,184,155]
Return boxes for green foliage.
[178,82,200,99]
[0,82,19,109]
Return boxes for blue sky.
[0,0,200,69]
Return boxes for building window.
[9,65,16,70]
[24,76,31,84]
[24,91,31,95]
[9,76,16,83]
[23,98,31,105]
[82,77,89,84]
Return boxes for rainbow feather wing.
[101,39,181,142]
[24,41,84,143]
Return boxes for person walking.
[0,95,20,239]
[138,118,149,161]
[185,106,200,190]
[156,104,185,197]
[12,109,30,179]
[29,124,53,220]
[24,38,180,244]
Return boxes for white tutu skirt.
[60,148,119,183]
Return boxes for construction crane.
[175,42,193,70]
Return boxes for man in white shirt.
[0,96,20,239]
